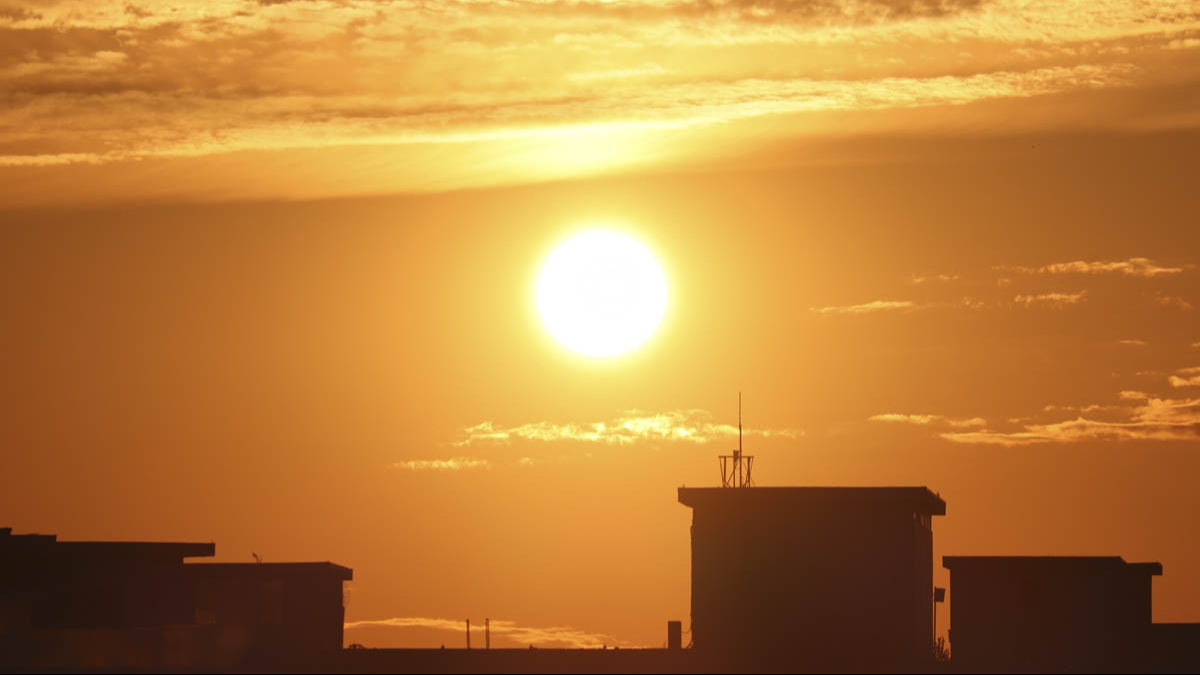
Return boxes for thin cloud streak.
[1013,291,1087,308]
[909,273,959,285]
[811,300,917,315]
[390,457,491,471]
[455,410,803,447]
[941,396,1200,445]
[1001,258,1184,278]
[1170,367,1200,388]
[343,617,620,649]
[1156,295,1195,311]
[869,413,987,428]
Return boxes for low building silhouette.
[0,527,351,671]
[943,556,1161,672]
[678,487,946,671]
[1149,623,1200,673]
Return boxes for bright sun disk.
[536,230,667,357]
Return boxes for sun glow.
[536,230,668,358]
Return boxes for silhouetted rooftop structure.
[1,530,215,562]
[944,555,1162,672]
[0,527,351,671]
[679,486,946,671]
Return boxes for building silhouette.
[678,487,946,671]
[945,555,1200,673]
[0,527,351,670]
[7,477,1200,673]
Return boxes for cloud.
[869,413,987,428]
[810,300,917,315]
[1170,367,1200,388]
[1012,291,1087,308]
[1156,295,1195,311]
[1041,403,1121,414]
[1165,37,1200,50]
[1118,339,1148,347]
[455,410,803,447]
[909,273,959,285]
[940,396,1200,445]
[0,64,1139,168]
[1001,258,1183,278]
[390,457,490,471]
[343,617,621,649]
[3,1,1200,203]
[938,430,1054,446]
[814,292,1092,315]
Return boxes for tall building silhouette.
[678,487,946,670]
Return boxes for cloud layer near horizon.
[344,616,620,649]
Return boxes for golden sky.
[3,0,1200,203]
[2,0,1200,651]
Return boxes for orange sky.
[2,0,1200,651]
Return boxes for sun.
[536,230,668,358]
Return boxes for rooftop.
[944,556,1163,576]
[677,486,946,515]
[2,528,214,562]
[186,561,353,581]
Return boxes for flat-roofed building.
[0,527,351,670]
[943,555,1162,672]
[678,487,947,671]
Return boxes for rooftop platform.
[678,486,946,515]
[944,555,1162,576]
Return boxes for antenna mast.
[719,392,754,488]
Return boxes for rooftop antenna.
[719,392,754,488]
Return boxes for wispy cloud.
[1042,403,1121,413]
[937,430,1055,446]
[1156,295,1195,311]
[1001,258,1183,278]
[813,292,1094,315]
[1118,339,1148,347]
[875,365,1200,446]
[940,396,1200,446]
[810,300,917,315]
[390,457,490,471]
[344,617,621,649]
[909,273,959,285]
[1013,291,1087,308]
[455,410,802,447]
[5,0,1194,204]
[1170,367,1200,388]
[869,413,987,428]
